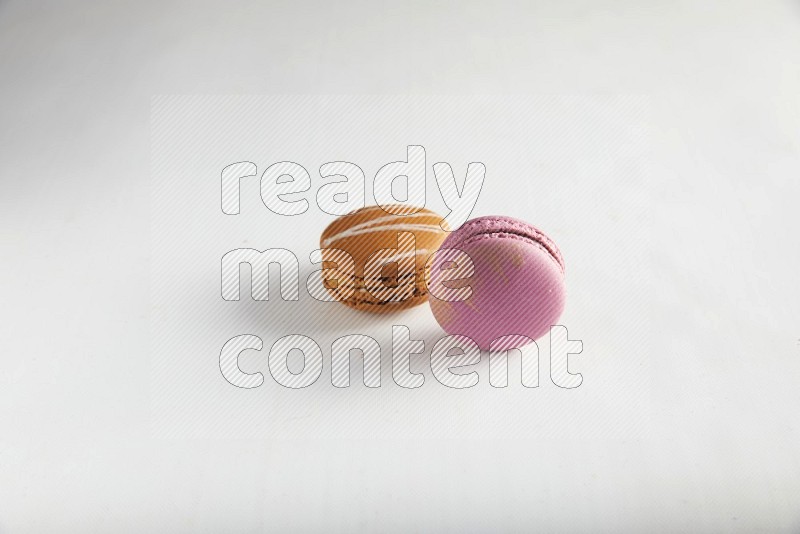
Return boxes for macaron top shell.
[429,215,566,349]
[320,204,448,277]
[444,215,564,272]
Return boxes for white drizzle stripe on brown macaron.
[322,223,444,247]
[323,213,437,238]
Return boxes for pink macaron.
[428,215,566,350]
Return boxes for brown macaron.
[319,205,449,312]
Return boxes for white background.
[1,1,799,532]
